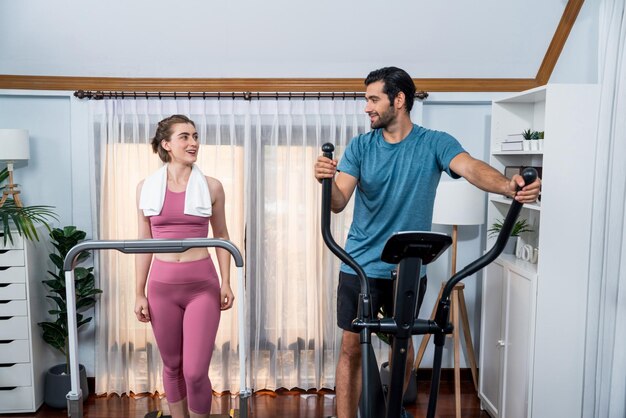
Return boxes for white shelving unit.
[0,233,52,413]
[478,84,600,418]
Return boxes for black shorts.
[336,271,428,332]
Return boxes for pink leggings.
[148,257,221,414]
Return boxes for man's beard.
[370,105,396,129]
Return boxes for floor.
[3,378,491,418]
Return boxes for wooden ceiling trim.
[0,75,540,93]
[536,0,585,85]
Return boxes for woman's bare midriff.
[154,247,210,263]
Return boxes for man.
[314,67,541,418]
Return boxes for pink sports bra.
[149,189,210,239]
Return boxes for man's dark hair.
[365,67,416,113]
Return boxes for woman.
[134,114,234,418]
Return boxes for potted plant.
[521,129,533,151]
[521,129,541,151]
[536,131,545,151]
[38,226,102,408]
[0,167,57,245]
[488,218,533,254]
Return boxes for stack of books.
[500,133,524,151]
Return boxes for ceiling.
[0,0,595,91]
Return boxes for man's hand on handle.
[315,155,338,183]
[509,174,541,203]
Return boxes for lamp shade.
[432,179,486,226]
[0,129,30,161]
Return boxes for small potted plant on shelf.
[537,131,545,151]
[0,167,57,246]
[520,129,532,151]
[521,129,541,151]
[38,226,102,408]
[488,218,534,254]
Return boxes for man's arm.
[449,152,541,203]
[314,156,358,213]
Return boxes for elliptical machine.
[320,143,537,418]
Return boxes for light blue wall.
[0,94,72,221]
[0,93,95,371]
[420,100,492,367]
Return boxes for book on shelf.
[504,133,525,142]
[500,141,523,151]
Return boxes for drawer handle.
[0,340,14,344]
[0,387,18,391]
[0,284,10,288]
[0,363,16,367]
[0,250,8,255]
[0,301,9,304]
[0,267,9,271]
[0,317,13,320]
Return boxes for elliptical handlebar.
[440,167,538,299]
[320,143,371,311]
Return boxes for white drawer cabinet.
[0,232,51,414]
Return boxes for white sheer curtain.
[583,1,626,417]
[91,99,246,394]
[89,97,394,395]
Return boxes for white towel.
[139,164,212,217]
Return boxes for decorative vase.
[44,364,89,408]
[503,236,517,254]
[530,140,539,151]
[538,139,545,151]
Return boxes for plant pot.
[379,361,417,405]
[503,236,517,254]
[44,364,89,409]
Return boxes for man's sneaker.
[400,407,414,418]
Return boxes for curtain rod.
[73,90,429,101]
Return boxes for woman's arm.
[207,176,234,310]
[135,181,153,322]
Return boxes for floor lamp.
[0,129,30,207]
[414,179,486,418]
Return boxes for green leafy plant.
[521,129,541,140]
[488,218,534,237]
[0,167,57,245]
[38,226,102,372]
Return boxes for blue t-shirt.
[337,124,465,278]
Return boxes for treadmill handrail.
[63,238,244,270]
[61,238,246,418]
